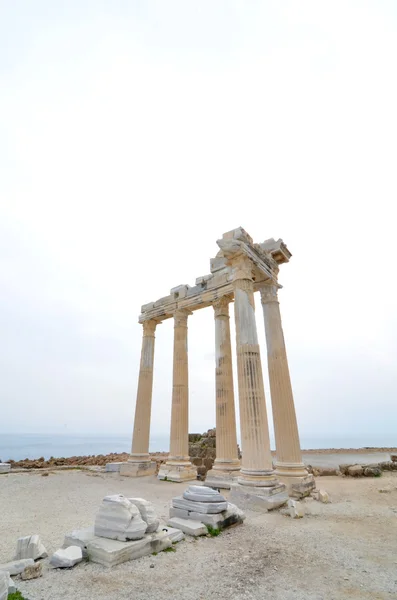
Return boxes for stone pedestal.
[158,310,197,482]
[260,283,313,493]
[127,321,158,477]
[119,461,157,478]
[205,296,240,489]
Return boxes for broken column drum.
[125,227,313,494]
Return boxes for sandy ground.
[1,470,397,600]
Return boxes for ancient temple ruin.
[121,227,314,503]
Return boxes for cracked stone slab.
[167,518,207,537]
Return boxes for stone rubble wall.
[306,457,397,478]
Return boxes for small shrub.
[152,552,158,556]
[206,525,221,537]
[163,546,176,553]
[8,592,28,600]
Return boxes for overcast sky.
[1,1,397,447]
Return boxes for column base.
[158,461,197,482]
[274,462,315,497]
[119,460,157,478]
[229,481,288,511]
[205,468,240,490]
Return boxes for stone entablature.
[139,228,291,323]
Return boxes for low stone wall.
[306,458,397,477]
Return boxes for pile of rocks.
[63,494,184,567]
[0,534,49,597]
[168,485,245,535]
[307,457,397,478]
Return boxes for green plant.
[163,546,176,553]
[152,552,158,556]
[8,592,28,600]
[206,525,221,537]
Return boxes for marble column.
[120,320,158,477]
[158,309,197,482]
[227,253,286,511]
[260,282,312,491]
[205,295,240,488]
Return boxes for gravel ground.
[1,470,397,600]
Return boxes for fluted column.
[120,320,158,477]
[158,309,197,482]
[205,296,240,487]
[231,255,278,488]
[260,283,308,480]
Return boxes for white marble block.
[172,496,227,514]
[15,534,48,560]
[0,559,34,576]
[0,572,8,600]
[63,527,96,557]
[94,495,147,541]
[50,546,83,568]
[167,517,207,537]
[105,462,123,472]
[0,571,16,596]
[128,498,159,533]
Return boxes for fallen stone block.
[94,495,147,541]
[50,546,83,568]
[290,478,316,499]
[15,534,48,560]
[288,499,305,519]
[183,485,226,503]
[128,498,159,533]
[167,517,207,537]
[0,463,10,474]
[0,571,16,596]
[0,571,8,600]
[229,484,288,512]
[363,466,382,477]
[0,559,34,576]
[318,490,330,503]
[172,496,227,514]
[162,527,185,543]
[63,527,96,557]
[348,465,363,477]
[149,530,172,554]
[21,561,42,580]
[169,507,190,519]
[87,536,152,568]
[105,462,123,472]
[391,454,397,462]
[339,464,350,476]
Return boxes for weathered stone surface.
[391,454,397,462]
[94,495,147,541]
[87,535,151,568]
[339,464,350,475]
[290,477,316,499]
[172,496,227,514]
[169,507,190,519]
[348,465,363,477]
[364,466,382,477]
[229,484,288,512]
[50,546,83,568]
[183,486,226,503]
[318,490,330,503]
[288,499,305,519]
[0,571,16,596]
[21,561,42,580]
[0,463,10,474]
[128,498,159,533]
[163,527,185,543]
[15,534,48,560]
[63,527,96,557]
[0,558,34,576]
[149,530,172,554]
[120,461,157,478]
[105,462,123,472]
[0,572,7,600]
[167,518,207,537]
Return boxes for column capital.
[230,254,254,283]
[259,282,281,305]
[213,294,233,318]
[173,309,193,328]
[142,320,158,337]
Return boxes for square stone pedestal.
[229,482,288,511]
[204,469,240,490]
[119,461,157,478]
[158,463,197,482]
[281,474,316,498]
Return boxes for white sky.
[1,1,397,446]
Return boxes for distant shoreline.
[4,447,397,469]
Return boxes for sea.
[1,433,396,462]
